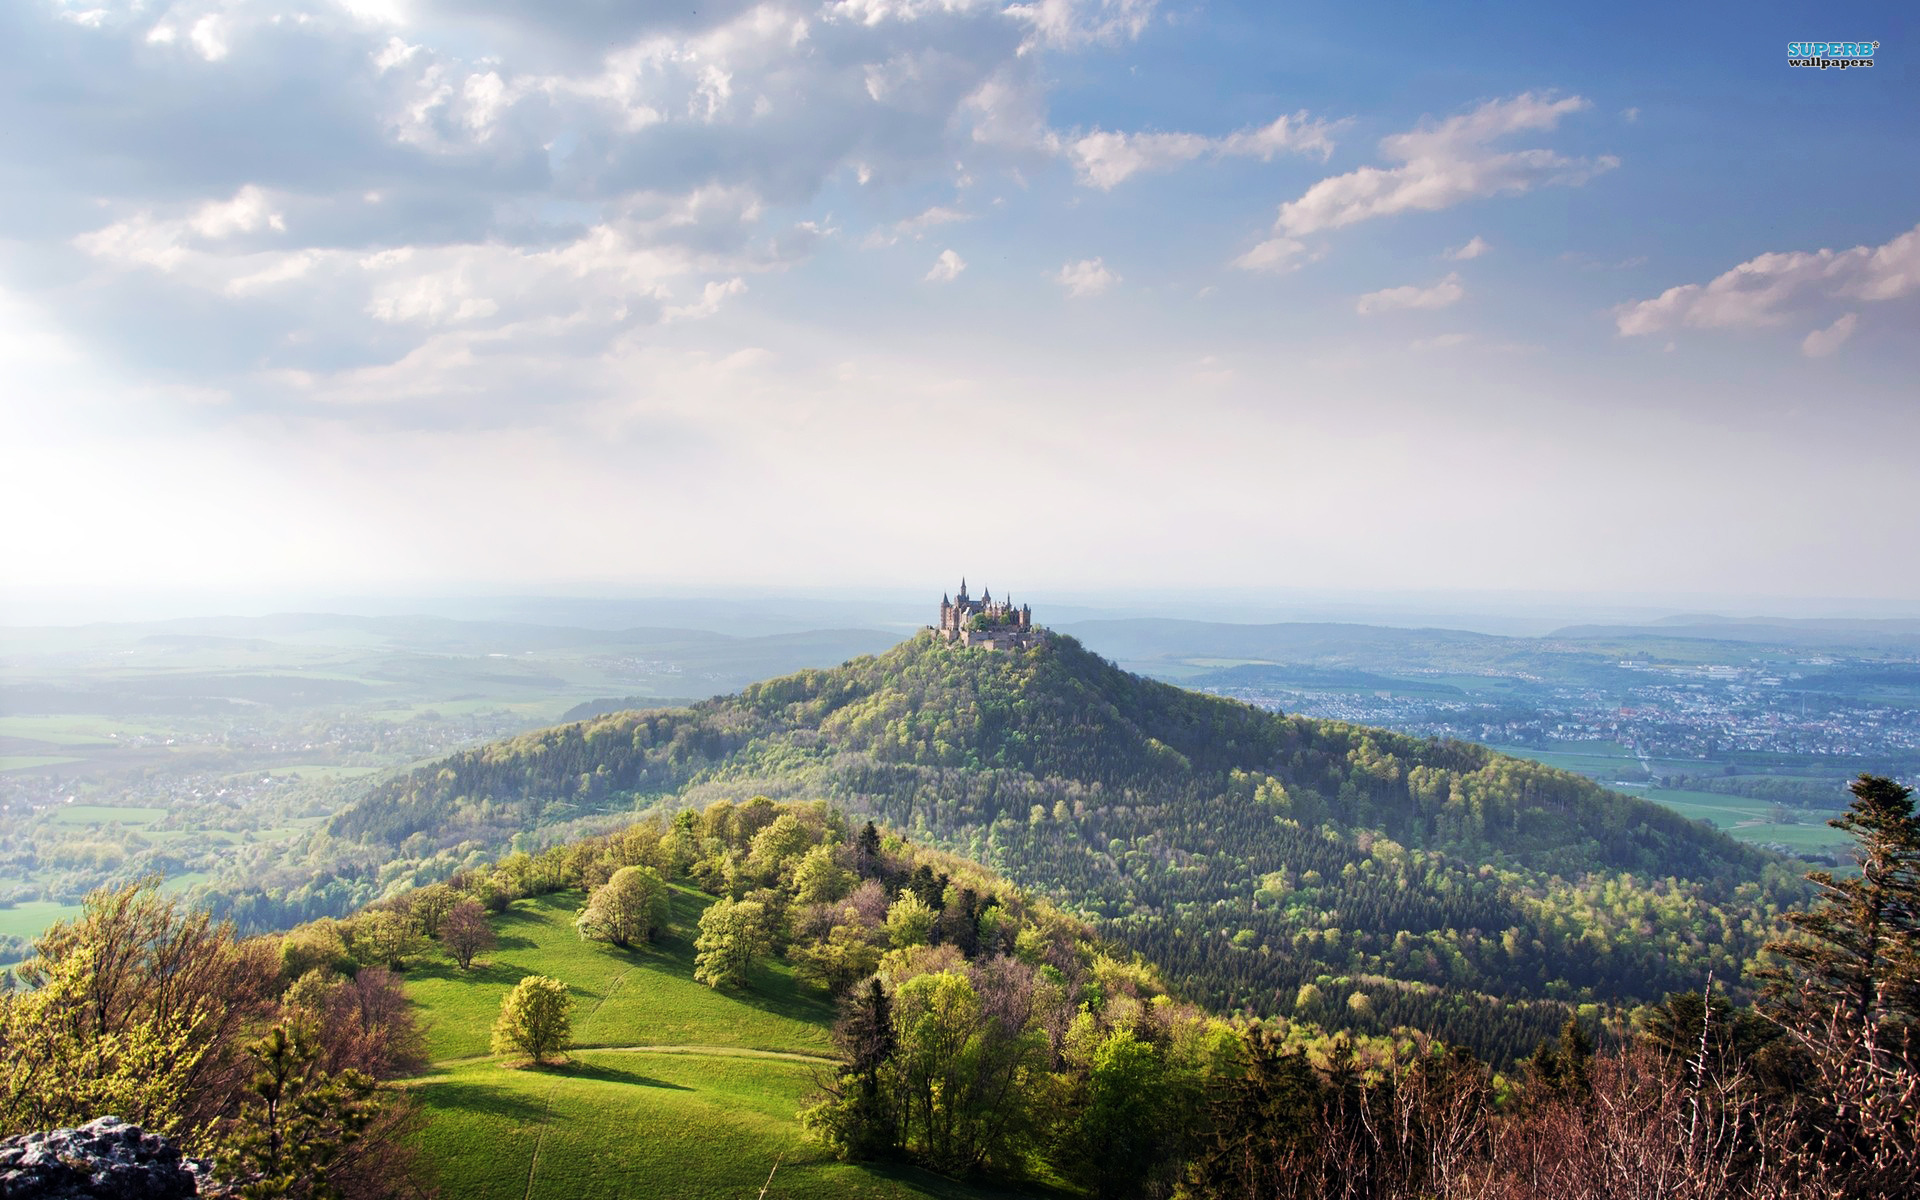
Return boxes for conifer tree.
[1764,774,1920,1055]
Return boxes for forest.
[271,633,1812,1064]
[5,782,1917,1198]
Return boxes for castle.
[935,579,1041,650]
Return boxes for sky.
[2,0,1916,615]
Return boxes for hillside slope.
[408,889,1040,1200]
[322,632,1802,1062]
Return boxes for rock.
[0,1117,199,1199]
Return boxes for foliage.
[0,878,427,1197]
[321,632,1798,1064]
[0,877,274,1138]
[694,897,769,989]
[439,898,495,970]
[576,865,671,950]
[1762,773,1920,1046]
[212,1023,382,1200]
[491,974,572,1064]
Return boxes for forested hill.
[314,631,1804,1063]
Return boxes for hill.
[406,888,1043,1200]
[310,632,1802,1063]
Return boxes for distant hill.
[1549,615,1920,653]
[1058,618,1512,669]
[318,631,1802,1063]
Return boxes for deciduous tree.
[575,865,671,950]
[440,898,496,970]
[491,975,572,1065]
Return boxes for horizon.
[8,580,1920,637]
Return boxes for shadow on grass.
[556,1058,693,1091]
[408,958,530,988]
[860,1161,1075,1200]
[418,1081,546,1122]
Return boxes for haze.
[3,1,1915,608]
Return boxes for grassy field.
[405,890,1046,1200]
[0,900,84,939]
[43,803,170,827]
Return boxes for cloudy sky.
[3,0,1915,610]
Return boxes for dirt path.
[424,1042,841,1071]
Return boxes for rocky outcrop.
[0,1118,200,1199]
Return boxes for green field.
[0,756,86,772]
[0,900,84,939]
[405,890,1043,1199]
[43,803,170,827]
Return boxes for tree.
[440,899,496,971]
[1764,774,1920,1050]
[803,978,901,1161]
[885,892,936,950]
[408,883,459,939]
[792,844,852,906]
[694,898,769,989]
[212,1023,381,1200]
[3,878,274,1138]
[1755,774,1920,1193]
[1059,1028,1177,1200]
[491,975,572,1064]
[575,865,671,950]
[342,910,426,973]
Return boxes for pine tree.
[1763,774,1920,1056]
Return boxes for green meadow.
[0,900,85,940]
[405,890,1045,1200]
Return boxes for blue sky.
[2,0,1914,609]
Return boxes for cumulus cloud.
[6,0,1170,425]
[1446,235,1489,260]
[1355,273,1464,315]
[1054,257,1118,297]
[1274,93,1615,236]
[1801,313,1858,358]
[1614,221,1920,340]
[1069,112,1338,189]
[925,248,966,282]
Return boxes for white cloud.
[1802,313,1859,358]
[1005,0,1158,50]
[925,249,966,282]
[1231,237,1306,274]
[1616,221,1920,338]
[190,14,228,62]
[1446,235,1489,261]
[1410,333,1472,350]
[1355,273,1463,315]
[1054,257,1118,297]
[865,205,972,248]
[1069,112,1338,189]
[664,277,748,322]
[1274,93,1614,236]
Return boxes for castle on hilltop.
[935,579,1041,650]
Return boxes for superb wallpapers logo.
[1787,41,1878,69]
